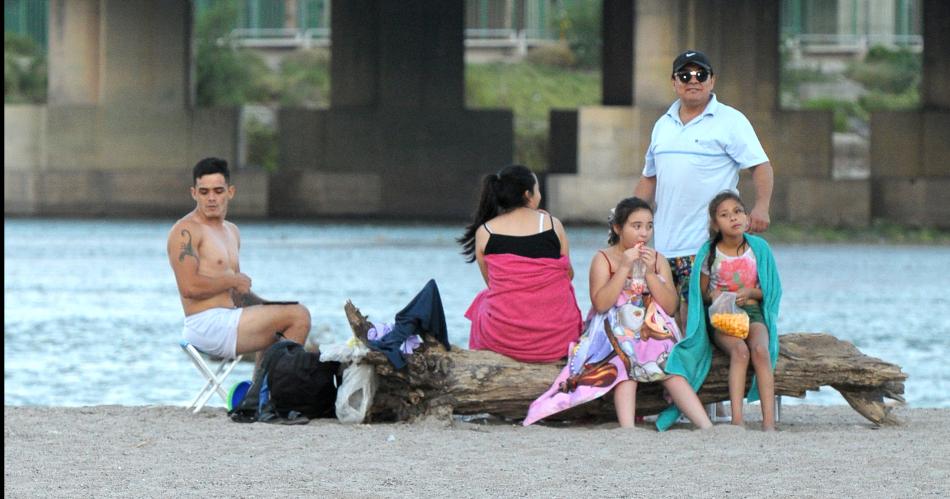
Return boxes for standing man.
[168,157,311,369]
[634,50,774,329]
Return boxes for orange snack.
[711,312,749,339]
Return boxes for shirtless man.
[167,157,310,368]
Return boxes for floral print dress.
[568,251,682,383]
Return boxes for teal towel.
[656,234,782,431]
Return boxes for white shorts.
[183,307,243,359]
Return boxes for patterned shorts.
[666,255,696,302]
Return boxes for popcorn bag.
[708,291,750,339]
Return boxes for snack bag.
[708,291,750,339]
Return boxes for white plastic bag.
[335,363,377,424]
[319,338,377,423]
[319,337,370,363]
[708,291,749,339]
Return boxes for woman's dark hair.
[457,165,537,262]
[607,197,653,245]
[705,190,748,274]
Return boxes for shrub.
[525,41,577,68]
[846,45,920,95]
[467,62,600,171]
[551,0,601,69]
[278,49,331,107]
[781,65,833,89]
[514,119,549,172]
[4,32,46,103]
[194,0,273,106]
[859,89,919,111]
[4,31,39,54]
[801,98,867,133]
[244,116,279,172]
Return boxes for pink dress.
[523,251,682,425]
[570,251,681,382]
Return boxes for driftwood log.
[344,301,907,426]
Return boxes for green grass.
[196,55,602,172]
[563,220,949,245]
[780,44,922,134]
[466,62,600,124]
[278,49,331,107]
[4,32,46,103]
[466,62,601,170]
[761,221,950,245]
[800,97,868,133]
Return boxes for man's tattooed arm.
[231,289,265,307]
[178,229,198,263]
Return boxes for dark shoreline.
[6,215,949,245]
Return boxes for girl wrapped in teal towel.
[697,191,783,430]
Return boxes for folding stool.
[180,340,244,413]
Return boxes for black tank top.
[483,212,561,259]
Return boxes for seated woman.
[458,165,582,363]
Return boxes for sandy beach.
[4,404,949,498]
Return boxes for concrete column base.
[872,177,950,229]
[871,110,950,178]
[4,103,245,217]
[4,168,267,218]
[277,106,512,219]
[547,173,640,223]
[545,106,652,222]
[269,171,382,217]
[786,178,870,227]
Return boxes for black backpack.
[230,340,342,423]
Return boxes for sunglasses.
[674,69,710,83]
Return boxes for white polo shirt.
[643,94,768,257]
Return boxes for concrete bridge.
[4,0,949,227]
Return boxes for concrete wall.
[4,103,247,217]
[47,0,101,105]
[4,104,251,217]
[48,0,191,108]
[6,105,241,171]
[687,0,865,226]
[547,106,645,222]
[543,0,950,229]
[5,166,265,218]
[547,0,851,226]
[6,0,948,226]
[5,105,45,214]
[867,0,950,228]
[602,0,634,106]
[4,105,47,170]
[276,106,512,219]
[922,0,950,110]
[5,0,249,218]
[870,110,950,227]
[273,0,513,220]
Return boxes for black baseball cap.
[672,50,713,74]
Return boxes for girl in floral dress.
[528,197,712,429]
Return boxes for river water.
[4,218,948,409]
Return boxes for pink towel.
[523,352,628,426]
[465,253,582,363]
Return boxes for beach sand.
[4,404,949,498]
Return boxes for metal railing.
[784,33,923,54]
[225,27,557,50]
[227,28,331,49]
